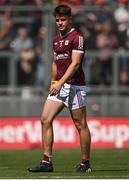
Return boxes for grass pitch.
[0,148,129,179]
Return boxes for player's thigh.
[41,99,64,123]
[70,107,87,128]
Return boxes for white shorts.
[47,83,87,110]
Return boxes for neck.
[60,26,72,36]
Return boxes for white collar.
[60,28,75,38]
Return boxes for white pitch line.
[0,175,129,179]
[0,166,10,169]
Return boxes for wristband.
[51,80,58,83]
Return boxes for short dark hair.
[53,4,71,17]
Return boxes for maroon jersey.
[53,28,86,85]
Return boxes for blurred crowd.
[0,0,129,86]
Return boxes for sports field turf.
[0,148,129,179]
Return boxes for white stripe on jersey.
[78,36,84,50]
[72,50,84,53]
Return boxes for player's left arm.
[58,51,83,85]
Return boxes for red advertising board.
[0,117,129,149]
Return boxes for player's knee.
[74,119,86,131]
[41,115,51,127]
[74,121,83,131]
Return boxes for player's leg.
[70,107,92,172]
[28,99,64,172]
[41,99,64,157]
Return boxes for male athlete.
[28,4,92,172]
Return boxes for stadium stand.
[0,0,129,116]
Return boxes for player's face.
[55,15,72,33]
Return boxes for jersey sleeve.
[72,34,85,53]
[53,39,57,57]
[52,39,57,62]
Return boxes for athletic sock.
[42,154,52,163]
[81,159,90,166]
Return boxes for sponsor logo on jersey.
[65,40,69,46]
[56,53,69,60]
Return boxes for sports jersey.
[53,28,86,85]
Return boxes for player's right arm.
[49,56,62,95]
[51,58,57,83]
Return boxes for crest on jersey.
[54,42,58,46]
[65,40,69,46]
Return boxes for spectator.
[60,0,81,14]
[119,38,129,85]
[0,8,13,85]
[50,0,60,6]
[82,0,95,5]
[17,48,37,85]
[114,2,129,47]
[27,0,45,38]
[0,0,9,5]
[34,0,45,6]
[34,27,47,87]
[8,0,32,5]
[11,26,35,86]
[11,26,33,52]
[1,1,129,87]
[0,8,13,50]
[94,33,112,85]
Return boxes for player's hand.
[49,81,62,95]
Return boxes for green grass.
[0,148,129,179]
